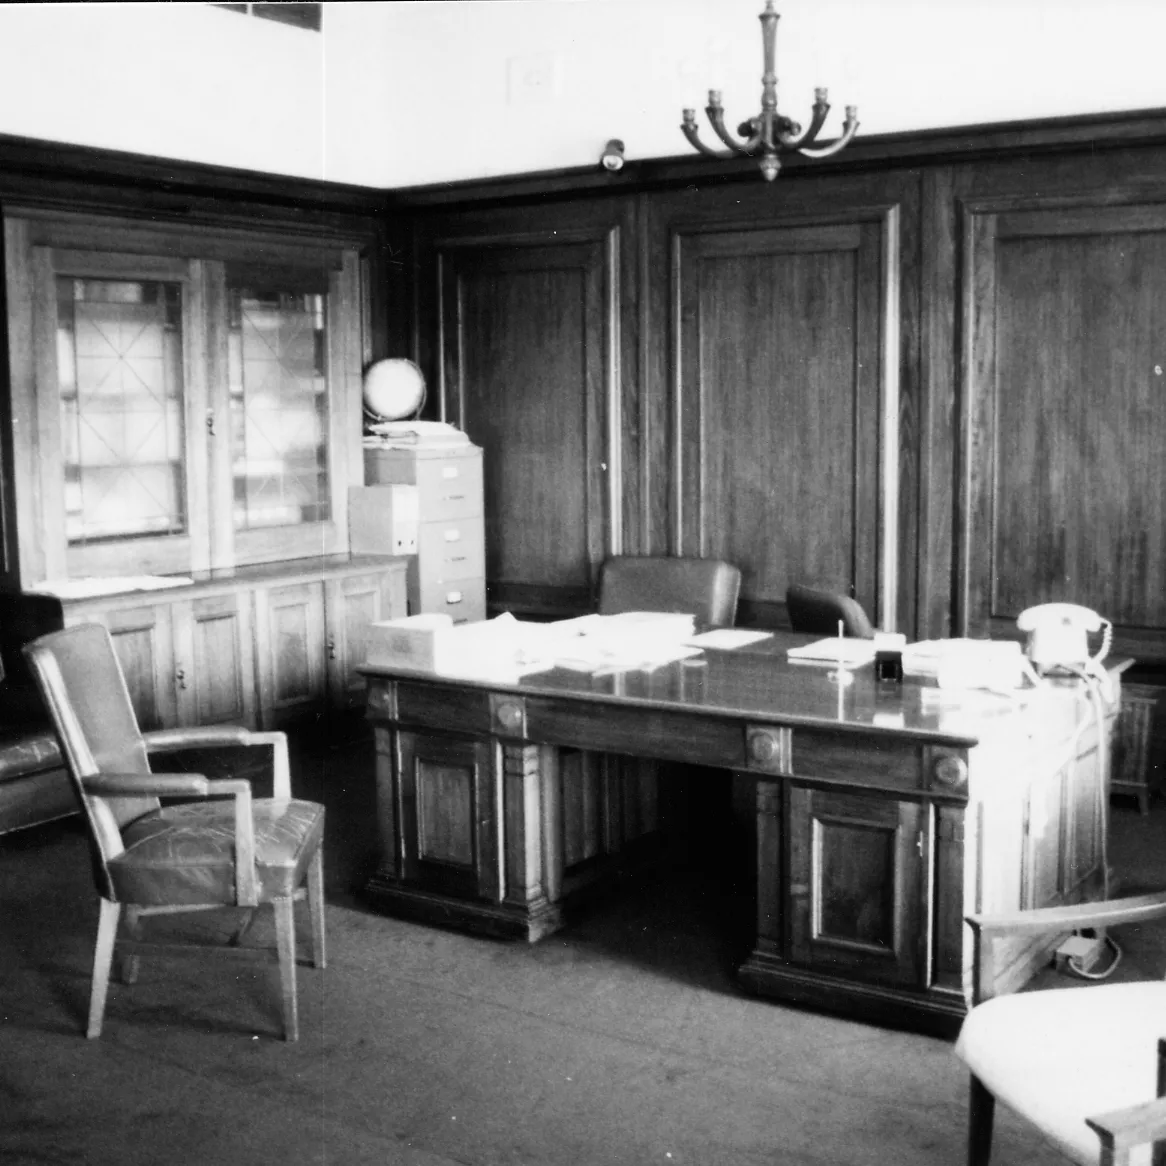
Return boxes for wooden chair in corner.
[24,622,326,1042]
[598,555,741,628]
[956,893,1166,1165]
[785,583,875,638]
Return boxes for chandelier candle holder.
[680,1,859,182]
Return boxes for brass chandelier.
[680,2,859,182]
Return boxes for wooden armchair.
[24,622,325,1041]
[956,893,1166,1165]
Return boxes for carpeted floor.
[1,720,1162,1166]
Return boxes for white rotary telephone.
[1016,603,1112,679]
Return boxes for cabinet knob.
[327,636,337,659]
[933,755,968,789]
[175,667,187,690]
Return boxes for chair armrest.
[82,772,211,798]
[968,892,1166,938]
[143,727,291,799]
[967,892,1166,1004]
[143,726,259,751]
[1086,1095,1166,1160]
[206,777,257,905]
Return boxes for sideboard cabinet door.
[324,569,407,711]
[253,581,327,727]
[67,602,178,731]
[171,593,257,728]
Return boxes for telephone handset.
[1017,603,1112,677]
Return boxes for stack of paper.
[546,611,702,674]
[786,637,878,666]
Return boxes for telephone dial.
[1016,603,1112,678]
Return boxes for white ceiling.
[0,1,1162,189]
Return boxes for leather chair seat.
[111,799,325,906]
[955,981,1166,1166]
[0,727,62,782]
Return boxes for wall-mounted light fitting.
[681,2,858,181]
[599,139,625,172]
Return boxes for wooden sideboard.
[57,555,408,731]
[361,636,1119,1036]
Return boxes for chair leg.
[272,896,299,1042]
[119,905,141,984]
[307,847,326,969]
[88,898,121,1039]
[229,907,258,948]
[968,1075,995,1166]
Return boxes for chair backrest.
[24,623,158,893]
[598,556,741,628]
[785,584,875,638]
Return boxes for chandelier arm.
[680,120,739,159]
[794,111,860,159]
[775,97,830,149]
[707,105,762,155]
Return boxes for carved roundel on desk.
[746,725,791,774]
[932,754,968,790]
[492,696,526,736]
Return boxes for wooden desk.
[361,637,1117,1035]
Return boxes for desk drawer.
[792,732,924,792]
[418,520,485,580]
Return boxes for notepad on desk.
[786,637,878,666]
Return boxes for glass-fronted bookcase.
[2,207,406,729]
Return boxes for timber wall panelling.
[412,198,640,618]
[404,112,1166,658]
[951,144,1166,663]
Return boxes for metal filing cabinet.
[364,442,486,624]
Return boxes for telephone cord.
[1061,666,1123,981]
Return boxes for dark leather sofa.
[0,593,73,835]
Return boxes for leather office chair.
[785,583,875,638]
[24,622,325,1041]
[955,894,1166,1165]
[598,556,741,628]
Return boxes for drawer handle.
[443,530,462,543]
[448,555,467,563]
[443,493,467,503]
[445,591,464,605]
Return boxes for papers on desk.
[686,628,772,650]
[786,637,878,666]
[366,610,703,681]
[542,611,702,675]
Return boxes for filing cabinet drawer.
[418,519,485,581]
[365,447,483,522]
[415,454,483,522]
[417,578,487,624]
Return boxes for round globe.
[363,358,426,423]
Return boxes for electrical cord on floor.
[1062,665,1124,982]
